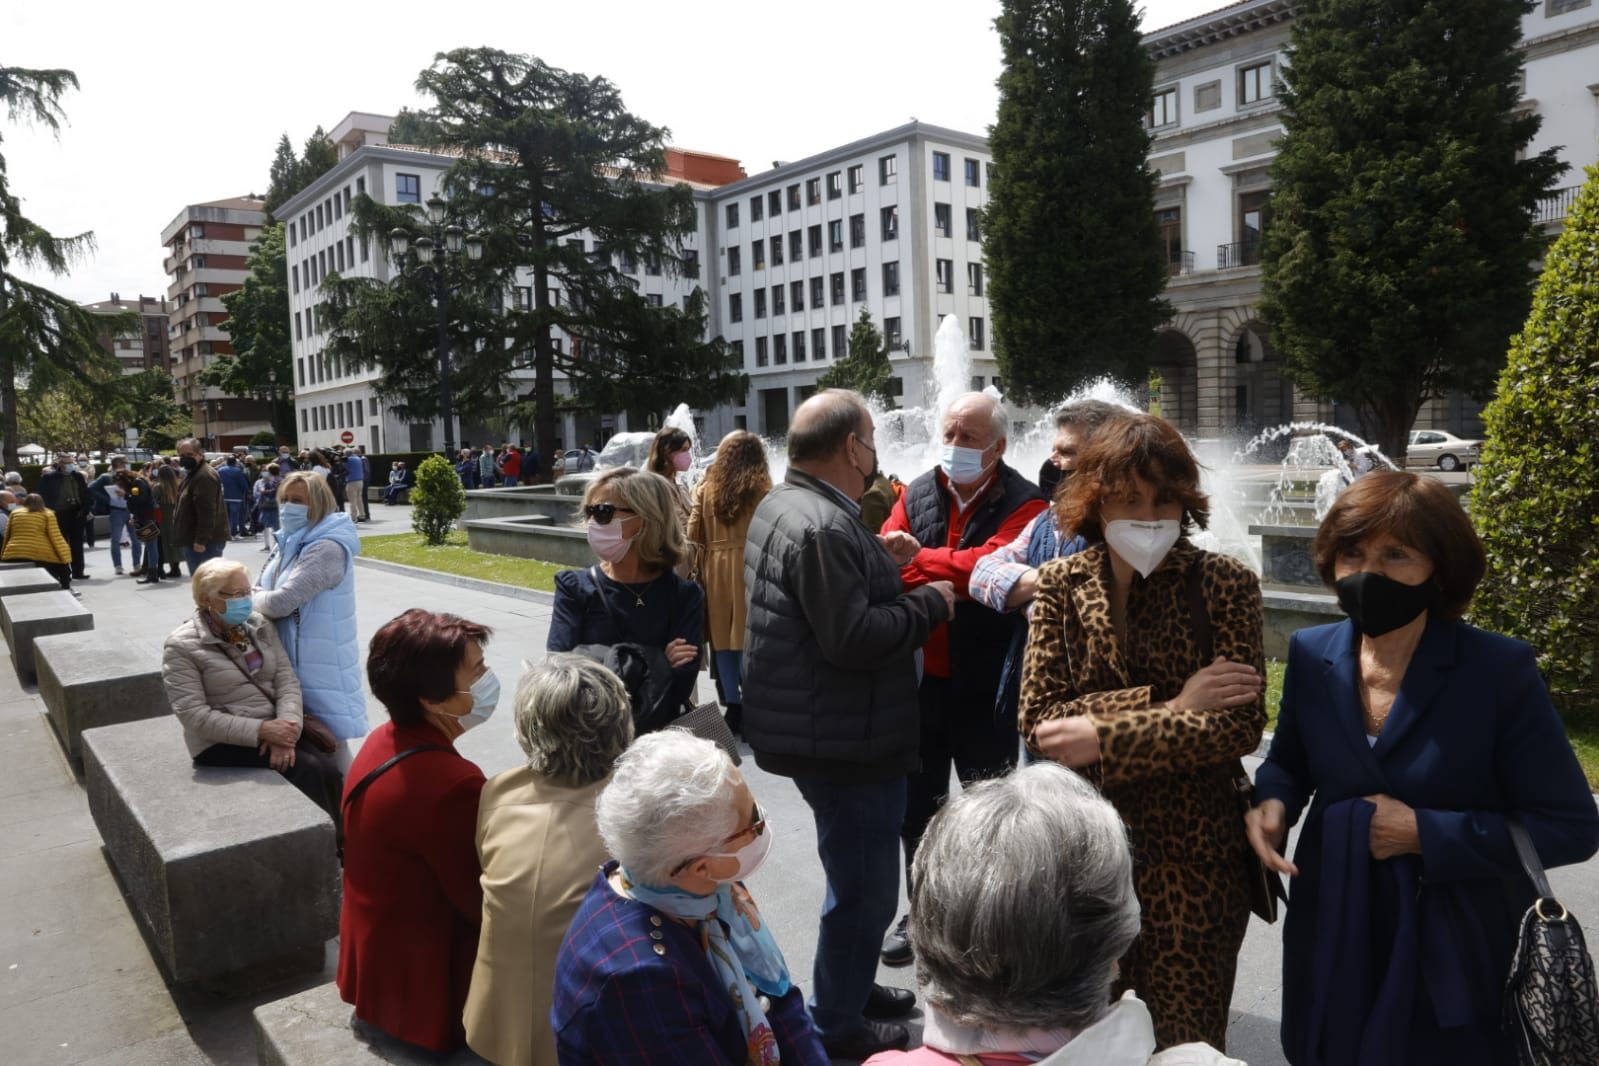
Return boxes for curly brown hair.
[1054,413,1209,540]
[698,430,773,525]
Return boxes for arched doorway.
[1150,329,1199,435]
[1230,321,1293,436]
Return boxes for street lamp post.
[388,194,484,457]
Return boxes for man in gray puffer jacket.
[743,389,954,1060]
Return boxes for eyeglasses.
[583,503,637,525]
[669,802,767,876]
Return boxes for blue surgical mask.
[456,668,501,731]
[221,595,253,626]
[62,463,76,474]
[279,502,310,534]
[940,443,991,487]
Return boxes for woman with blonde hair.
[254,470,367,766]
[547,467,705,730]
[687,430,771,736]
[1,493,74,589]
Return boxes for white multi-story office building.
[1141,0,1599,439]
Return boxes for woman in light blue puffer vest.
[254,470,367,767]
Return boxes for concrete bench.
[255,982,483,1065]
[0,559,37,570]
[36,630,169,766]
[2,589,92,681]
[0,567,66,599]
[368,483,409,504]
[83,715,339,989]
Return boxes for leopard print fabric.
[1018,540,1266,1051]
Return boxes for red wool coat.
[337,720,486,1052]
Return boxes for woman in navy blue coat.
[1247,471,1598,1065]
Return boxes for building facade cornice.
[1143,0,1299,60]
[705,121,988,201]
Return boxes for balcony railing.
[1534,185,1581,225]
[1167,249,1195,277]
[1218,238,1261,270]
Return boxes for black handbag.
[1503,816,1599,1065]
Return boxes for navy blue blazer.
[1255,617,1599,1064]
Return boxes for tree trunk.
[530,180,560,473]
[0,279,17,471]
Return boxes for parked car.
[1406,430,1480,472]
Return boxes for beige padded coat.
[162,609,303,758]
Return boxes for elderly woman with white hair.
[160,557,342,822]
[552,730,827,1065]
[865,762,1242,1066]
[463,655,635,1066]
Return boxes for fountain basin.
[1261,589,1346,660]
[465,486,583,524]
[1250,525,1326,592]
[462,515,594,568]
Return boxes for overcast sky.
[6,0,1223,304]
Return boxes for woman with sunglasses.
[548,468,705,727]
[552,730,827,1064]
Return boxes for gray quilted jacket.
[162,609,303,758]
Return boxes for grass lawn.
[361,530,563,592]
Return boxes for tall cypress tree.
[986,0,1169,406]
[1259,0,1562,459]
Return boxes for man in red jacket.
[876,392,1046,966]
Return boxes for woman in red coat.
[337,608,497,1053]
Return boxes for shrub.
[410,454,465,546]
[250,430,279,447]
[1470,164,1599,719]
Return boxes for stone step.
[1,588,93,682]
[35,629,169,768]
[255,981,483,1065]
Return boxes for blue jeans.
[225,499,246,536]
[713,650,743,705]
[107,509,141,569]
[791,773,906,1040]
[141,537,160,575]
[183,542,225,574]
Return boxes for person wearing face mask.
[253,471,366,769]
[154,464,185,578]
[172,438,229,574]
[37,453,92,580]
[465,655,635,1066]
[160,559,342,821]
[876,391,1047,968]
[553,730,827,1064]
[547,467,705,726]
[742,389,955,1060]
[1018,413,1266,1053]
[647,426,698,575]
[338,608,494,1056]
[1245,471,1598,1066]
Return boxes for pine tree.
[1470,165,1599,721]
[264,134,300,218]
[1259,0,1562,460]
[817,308,895,407]
[985,0,1170,406]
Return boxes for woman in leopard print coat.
[1018,413,1266,1052]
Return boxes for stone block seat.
[82,715,339,990]
[0,567,66,599]
[255,982,483,1065]
[1,588,92,681]
[0,558,37,570]
[36,629,170,766]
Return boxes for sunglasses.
[583,503,637,525]
[669,802,767,877]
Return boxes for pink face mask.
[587,519,637,563]
[672,450,693,473]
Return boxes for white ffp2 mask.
[1104,519,1182,578]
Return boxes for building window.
[755,289,767,318]
[356,400,364,426]
[514,286,532,310]
[294,311,302,340]
[832,323,846,358]
[1158,206,1184,275]
[682,249,700,279]
[882,260,900,297]
[850,213,866,248]
[772,284,786,315]
[396,173,421,203]
[753,241,766,270]
[791,279,805,311]
[1239,60,1274,106]
[934,202,952,237]
[1547,0,1590,14]
[729,293,743,322]
[826,171,842,200]
[301,409,309,432]
[793,330,807,362]
[728,246,742,276]
[848,164,864,193]
[333,195,342,220]
[361,236,369,262]
[789,230,803,261]
[828,219,844,252]
[1239,190,1271,257]
[851,267,867,302]
[966,208,982,242]
[296,358,305,386]
[810,276,825,307]
[315,205,323,231]
[884,316,902,349]
[336,242,345,272]
[370,397,378,416]
[288,225,297,248]
[881,205,899,241]
[808,224,823,258]
[771,236,784,266]
[1149,86,1179,128]
[936,259,954,294]
[292,264,300,293]
[774,333,788,365]
[787,184,801,211]
[731,339,745,364]
[969,316,985,351]
[879,155,897,185]
[968,261,984,296]
[830,272,845,305]
[806,177,821,205]
[647,293,663,308]
[356,177,366,197]
[750,195,764,222]
[645,252,661,276]
[812,326,827,361]
[933,152,951,182]
[755,336,769,367]
[964,158,981,187]
[726,202,740,228]
[768,189,782,216]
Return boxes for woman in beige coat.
[685,430,771,737]
[464,654,634,1066]
[160,558,342,823]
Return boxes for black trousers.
[55,510,86,577]
[900,674,1018,885]
[194,734,344,832]
[34,561,71,589]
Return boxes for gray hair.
[4,471,21,485]
[788,389,871,463]
[909,762,1140,1033]
[947,392,1008,445]
[515,655,635,786]
[1054,399,1124,436]
[595,731,739,886]
[191,557,249,609]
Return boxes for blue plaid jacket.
[552,864,827,1065]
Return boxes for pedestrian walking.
[219,455,252,538]
[38,453,91,580]
[343,448,369,522]
[173,438,229,574]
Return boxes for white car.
[1406,430,1480,472]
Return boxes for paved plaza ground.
[2,502,1594,1064]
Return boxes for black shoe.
[863,983,916,1020]
[138,574,160,585]
[880,914,912,967]
[821,1019,910,1061]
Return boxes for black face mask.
[1335,571,1435,638]
[1038,458,1065,499]
[179,455,199,472]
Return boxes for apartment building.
[159,196,275,447]
[81,292,169,374]
[1141,0,1599,439]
